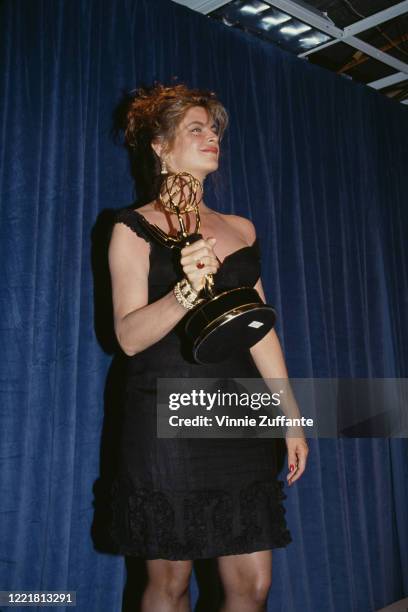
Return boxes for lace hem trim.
[109,474,292,560]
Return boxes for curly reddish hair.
[124,81,229,155]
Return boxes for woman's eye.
[192,127,201,133]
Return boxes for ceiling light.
[298,32,331,49]
[239,1,269,15]
[260,12,292,29]
[280,22,312,36]
[210,0,334,53]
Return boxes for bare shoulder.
[109,214,150,268]
[218,212,257,245]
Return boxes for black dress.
[109,208,292,560]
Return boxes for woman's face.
[158,106,220,183]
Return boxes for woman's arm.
[231,214,309,485]
[250,277,309,486]
[108,222,219,356]
[108,223,187,356]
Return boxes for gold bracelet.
[173,278,200,310]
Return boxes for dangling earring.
[160,158,168,175]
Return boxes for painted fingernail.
[290,464,295,471]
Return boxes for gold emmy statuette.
[136,171,277,364]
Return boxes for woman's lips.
[201,148,218,154]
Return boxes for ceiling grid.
[173,0,408,104]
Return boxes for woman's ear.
[151,138,163,159]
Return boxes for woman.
[109,82,309,612]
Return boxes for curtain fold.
[1,0,407,610]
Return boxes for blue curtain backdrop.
[1,0,407,610]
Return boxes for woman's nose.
[206,131,219,143]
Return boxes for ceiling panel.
[171,0,408,103]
